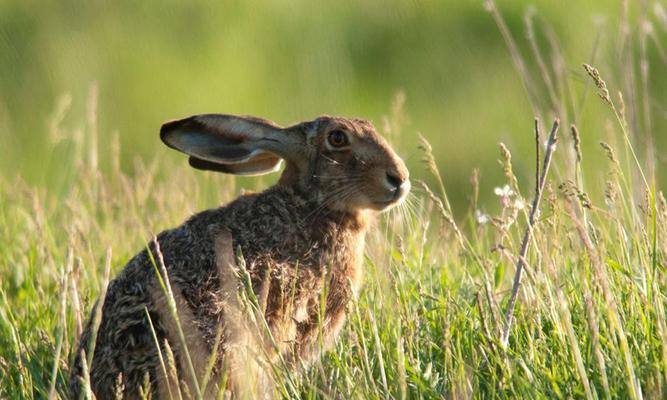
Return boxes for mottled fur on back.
[71,114,409,398]
[72,186,365,397]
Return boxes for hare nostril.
[385,171,404,190]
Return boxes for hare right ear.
[160,114,296,176]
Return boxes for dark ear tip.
[160,116,207,143]
[160,118,189,143]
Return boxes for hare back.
[71,185,368,398]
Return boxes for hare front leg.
[149,269,220,398]
[214,229,275,400]
[149,229,272,399]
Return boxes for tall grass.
[1,3,667,399]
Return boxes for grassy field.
[1,1,667,399]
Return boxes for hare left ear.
[160,114,295,176]
[188,153,283,175]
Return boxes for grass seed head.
[583,64,613,106]
[605,181,618,208]
[498,143,519,193]
[599,141,618,164]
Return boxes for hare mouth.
[372,192,408,210]
[373,199,396,207]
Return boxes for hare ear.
[188,155,283,176]
[160,114,286,175]
[160,114,292,176]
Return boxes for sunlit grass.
[0,78,665,397]
[1,2,667,399]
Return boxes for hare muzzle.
[383,170,411,203]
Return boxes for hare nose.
[385,171,405,191]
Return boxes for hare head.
[161,114,410,213]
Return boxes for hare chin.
[374,189,410,212]
[373,197,407,212]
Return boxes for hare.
[70,114,410,399]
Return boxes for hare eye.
[328,130,349,148]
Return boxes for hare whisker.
[305,185,360,222]
[321,154,341,165]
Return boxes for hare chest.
[244,234,365,364]
[201,187,369,364]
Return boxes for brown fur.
[70,114,409,399]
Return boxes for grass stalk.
[85,248,112,372]
[148,238,202,400]
[502,118,559,346]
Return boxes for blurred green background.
[1,0,664,214]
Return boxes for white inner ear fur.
[265,158,283,173]
[216,148,270,165]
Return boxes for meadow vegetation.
[1,1,667,398]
